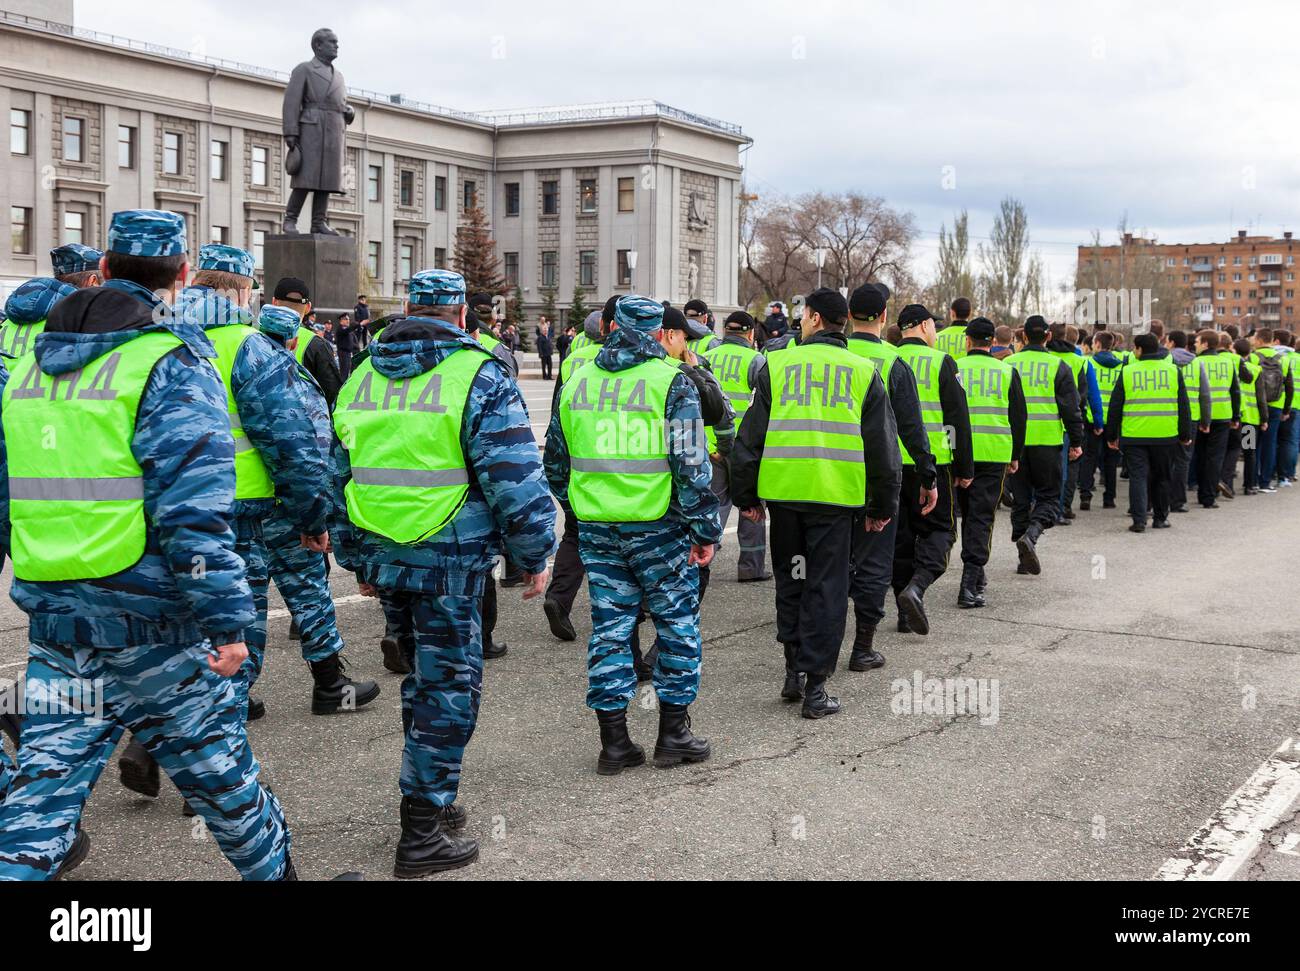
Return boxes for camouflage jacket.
[332,316,557,596]
[175,286,330,535]
[0,284,254,648]
[544,326,722,547]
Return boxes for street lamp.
[626,249,638,290]
[814,247,827,289]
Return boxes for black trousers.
[1126,442,1174,524]
[1220,425,1242,491]
[1010,444,1062,539]
[1195,424,1230,507]
[849,498,901,629]
[958,462,1006,569]
[540,353,554,380]
[544,501,585,613]
[1079,433,1119,504]
[770,505,853,677]
[286,187,329,226]
[1241,428,1259,490]
[893,466,956,593]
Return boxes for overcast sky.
[77,0,1300,287]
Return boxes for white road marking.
[1156,737,1300,880]
[1279,833,1300,857]
[267,593,372,622]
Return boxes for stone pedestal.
[264,234,358,318]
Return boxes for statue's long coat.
[282,57,349,194]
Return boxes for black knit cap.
[804,287,848,325]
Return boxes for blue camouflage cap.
[408,269,466,307]
[614,295,665,333]
[198,243,256,278]
[3,278,76,326]
[49,243,103,277]
[257,304,302,343]
[107,209,188,258]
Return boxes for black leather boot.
[393,796,479,878]
[288,618,300,641]
[896,581,930,635]
[595,708,645,776]
[118,737,160,798]
[957,565,984,609]
[310,653,381,715]
[54,827,90,880]
[801,675,841,719]
[1016,525,1042,576]
[848,618,885,672]
[483,638,508,660]
[653,703,711,767]
[976,566,988,596]
[544,598,577,642]
[780,644,805,702]
[380,633,412,675]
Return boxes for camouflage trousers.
[0,639,290,880]
[381,589,483,807]
[233,516,270,721]
[264,504,342,664]
[579,522,702,711]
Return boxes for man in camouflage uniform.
[0,210,291,880]
[0,278,76,361]
[49,243,105,289]
[545,295,721,776]
[333,269,555,878]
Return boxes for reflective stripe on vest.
[560,341,601,384]
[2,331,182,581]
[207,324,276,500]
[1240,360,1262,427]
[1200,352,1236,422]
[701,340,761,450]
[1006,351,1066,447]
[1094,362,1122,425]
[0,318,46,360]
[934,324,967,361]
[894,343,954,465]
[558,357,678,522]
[333,346,489,543]
[956,354,1014,463]
[758,342,874,507]
[1120,357,1180,439]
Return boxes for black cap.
[724,311,755,332]
[661,307,691,333]
[1024,315,1050,338]
[468,292,494,311]
[898,304,939,330]
[273,277,310,302]
[804,287,849,325]
[966,316,996,341]
[849,283,889,321]
[683,299,710,317]
[602,294,620,325]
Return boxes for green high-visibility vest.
[558,357,678,522]
[2,331,182,581]
[570,333,593,352]
[1052,350,1087,419]
[560,340,601,384]
[1199,351,1236,422]
[207,325,276,501]
[1240,359,1263,426]
[1094,361,1122,426]
[758,342,875,507]
[934,323,968,361]
[0,318,46,360]
[478,331,502,354]
[293,326,316,365]
[688,335,719,357]
[701,340,761,451]
[1119,357,1180,440]
[333,346,490,543]
[846,335,910,462]
[1253,347,1286,409]
[1006,350,1065,447]
[1181,359,1205,424]
[894,342,954,465]
[1287,353,1300,410]
[956,353,1014,463]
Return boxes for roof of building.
[0,9,748,141]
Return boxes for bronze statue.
[281,28,355,235]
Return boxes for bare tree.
[935,210,975,310]
[978,196,1035,326]
[797,191,917,291]
[740,193,816,309]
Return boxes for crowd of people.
[0,210,1290,882]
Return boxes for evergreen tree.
[567,286,589,330]
[541,288,558,328]
[454,203,507,297]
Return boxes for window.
[579,250,596,287]
[118,126,136,170]
[400,243,414,282]
[579,178,597,214]
[367,165,382,203]
[542,250,557,288]
[1218,257,1227,267]
[400,170,414,207]
[462,180,477,211]
[251,146,268,187]
[62,116,84,163]
[211,225,228,245]
[1165,258,1175,267]
[252,229,266,268]
[1234,256,1242,266]
[505,182,520,217]
[1233,273,1242,282]
[504,251,519,286]
[10,109,30,155]
[210,140,227,181]
[367,241,381,278]
[434,247,447,270]
[618,177,635,213]
[11,206,32,254]
[617,249,632,286]
[163,131,182,175]
[434,175,446,211]
[62,210,83,244]
[542,180,558,216]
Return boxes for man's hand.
[1068,446,1083,461]
[953,478,973,491]
[521,569,550,601]
[1009,460,1019,474]
[358,581,379,598]
[1093,426,1104,436]
[741,506,764,523]
[301,532,330,553]
[1231,420,1240,430]
[1180,439,1193,447]
[1262,422,1270,432]
[1107,440,1120,451]
[864,517,891,533]
[1199,424,1210,435]
[920,486,939,516]
[688,544,715,568]
[208,642,248,678]
[286,136,299,151]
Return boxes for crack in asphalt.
[978,615,1299,657]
